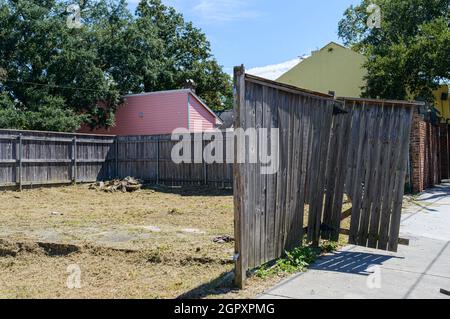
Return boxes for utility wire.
[2,79,107,93]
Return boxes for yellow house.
[277,41,450,122]
[277,42,367,98]
[433,85,450,123]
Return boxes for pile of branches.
[89,177,143,193]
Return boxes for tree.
[94,0,233,110]
[132,0,232,111]
[0,0,232,132]
[338,0,449,101]
[0,0,121,131]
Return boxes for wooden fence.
[0,130,115,189]
[440,123,450,180]
[0,130,233,189]
[336,98,413,252]
[233,68,417,287]
[116,134,233,187]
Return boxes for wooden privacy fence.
[0,130,233,189]
[0,130,115,189]
[115,134,233,187]
[440,123,450,180]
[233,67,417,287]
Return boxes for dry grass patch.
[0,184,356,299]
[0,185,237,298]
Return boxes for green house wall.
[277,42,367,98]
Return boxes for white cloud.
[247,57,306,81]
[192,0,260,22]
[127,1,260,24]
[128,1,260,23]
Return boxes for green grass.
[254,240,339,279]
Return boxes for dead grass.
[0,184,240,299]
[0,184,290,299]
[0,184,356,299]
[0,185,233,250]
[0,241,237,299]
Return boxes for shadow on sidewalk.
[415,182,450,202]
[310,250,403,275]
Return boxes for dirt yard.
[0,184,285,299]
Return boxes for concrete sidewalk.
[259,183,450,299]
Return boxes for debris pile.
[89,177,143,193]
[213,235,234,244]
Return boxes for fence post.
[72,137,77,184]
[156,138,160,184]
[115,137,119,179]
[233,65,246,288]
[16,134,22,191]
[203,139,208,185]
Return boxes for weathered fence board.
[233,69,339,287]
[115,134,233,187]
[331,100,414,251]
[440,124,449,180]
[233,67,417,287]
[0,129,233,188]
[0,130,115,187]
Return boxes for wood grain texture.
[0,130,233,189]
[233,71,415,287]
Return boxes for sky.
[127,0,361,79]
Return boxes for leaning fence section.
[233,69,338,286]
[233,67,417,287]
[327,98,414,253]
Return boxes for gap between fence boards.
[302,207,410,247]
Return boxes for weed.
[255,240,338,279]
[320,240,339,253]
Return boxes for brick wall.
[410,108,426,193]
[409,107,443,193]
